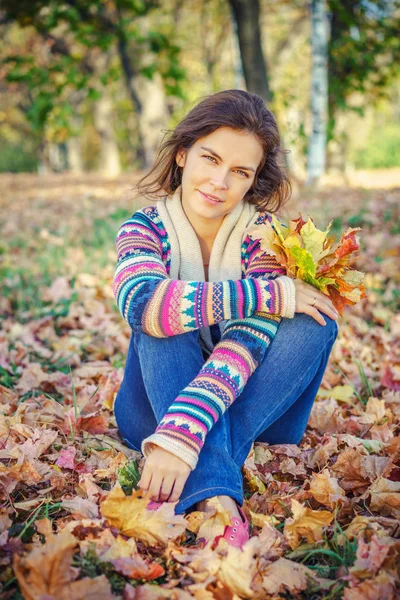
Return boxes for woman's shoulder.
[132,204,160,221]
[121,204,164,230]
[116,205,166,245]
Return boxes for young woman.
[112,89,339,549]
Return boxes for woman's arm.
[112,208,295,337]
[140,214,295,470]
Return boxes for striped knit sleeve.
[112,208,294,337]
[140,213,297,470]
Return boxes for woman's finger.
[298,284,335,307]
[168,475,188,503]
[316,302,338,319]
[159,475,176,501]
[148,472,164,501]
[303,305,327,326]
[309,297,338,319]
[138,465,152,492]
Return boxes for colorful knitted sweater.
[112,205,296,470]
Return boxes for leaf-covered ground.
[0,173,399,600]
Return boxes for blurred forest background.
[0,0,399,181]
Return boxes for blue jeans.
[114,313,338,515]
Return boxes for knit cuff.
[277,276,296,318]
[141,433,198,471]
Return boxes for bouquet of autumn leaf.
[249,213,367,315]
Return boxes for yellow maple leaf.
[100,483,187,547]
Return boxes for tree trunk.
[116,17,169,170]
[229,8,246,89]
[228,0,272,102]
[66,112,84,173]
[93,91,122,177]
[130,71,170,169]
[306,0,329,186]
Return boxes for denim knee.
[132,328,200,352]
[324,315,339,344]
[296,313,338,351]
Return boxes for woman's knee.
[284,312,338,351]
[132,328,200,352]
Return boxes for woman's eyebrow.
[200,146,256,172]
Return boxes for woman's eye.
[203,155,248,177]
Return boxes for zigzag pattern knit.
[112,206,295,470]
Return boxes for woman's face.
[175,127,264,233]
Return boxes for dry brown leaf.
[196,497,235,543]
[343,570,398,600]
[368,477,400,519]
[331,447,389,491]
[262,556,324,595]
[217,536,262,598]
[349,533,391,579]
[283,498,334,550]
[13,528,113,599]
[112,555,165,580]
[309,468,347,508]
[61,496,100,518]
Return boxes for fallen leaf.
[309,468,346,508]
[100,483,187,547]
[368,477,400,519]
[283,499,334,550]
[13,528,112,599]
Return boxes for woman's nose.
[210,174,229,189]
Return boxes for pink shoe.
[146,500,163,511]
[212,503,250,550]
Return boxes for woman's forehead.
[194,128,263,161]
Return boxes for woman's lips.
[199,190,223,204]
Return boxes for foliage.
[327,0,400,140]
[0,0,186,141]
[249,213,366,314]
[0,141,38,172]
[350,123,400,169]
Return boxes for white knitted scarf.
[157,184,261,353]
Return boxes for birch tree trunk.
[306,0,329,186]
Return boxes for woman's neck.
[181,201,223,248]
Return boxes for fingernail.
[322,320,327,325]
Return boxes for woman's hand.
[138,446,192,503]
[293,278,339,326]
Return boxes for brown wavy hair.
[134,89,292,213]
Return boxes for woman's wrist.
[252,275,296,317]
[141,433,198,471]
[277,275,296,318]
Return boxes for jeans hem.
[174,486,244,515]
[122,437,141,452]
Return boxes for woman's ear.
[176,147,186,168]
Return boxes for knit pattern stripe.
[112,208,294,338]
